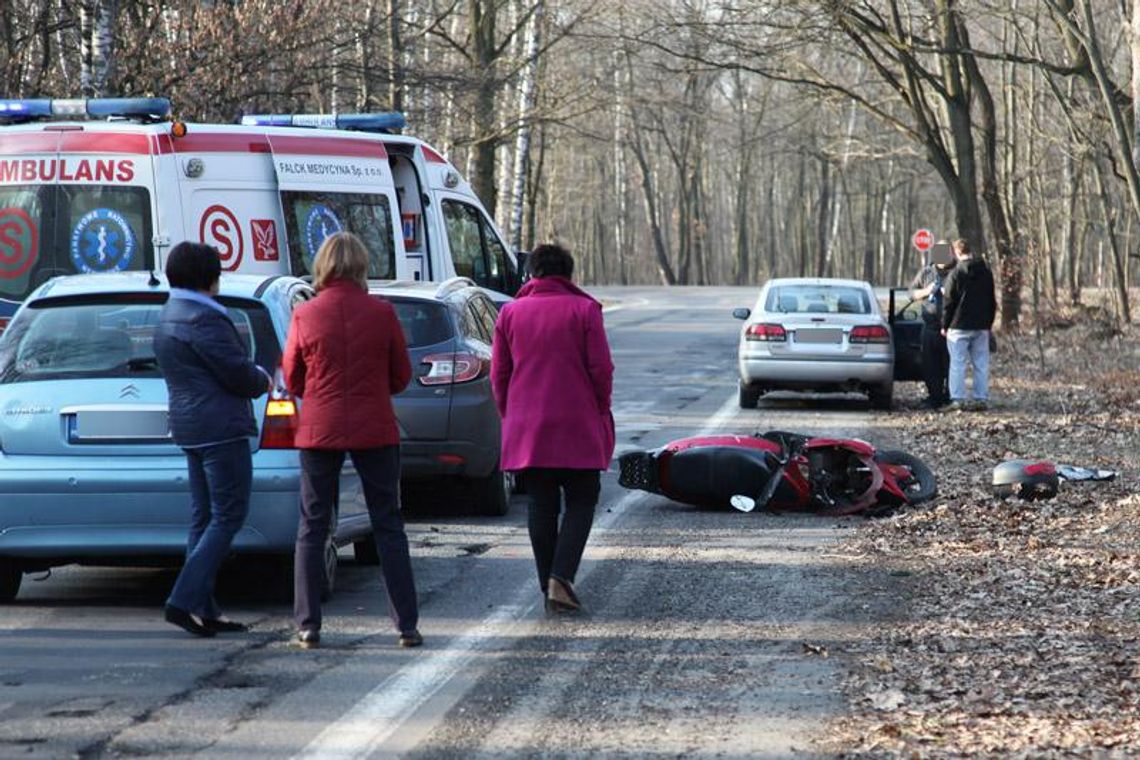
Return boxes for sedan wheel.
[321,538,338,603]
[475,465,511,516]
[0,559,22,603]
[353,537,380,565]
[739,382,761,409]
[868,382,894,410]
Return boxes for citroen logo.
[120,384,140,399]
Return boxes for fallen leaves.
[826,319,1140,758]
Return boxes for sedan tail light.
[745,323,787,342]
[419,352,485,385]
[849,325,890,344]
[260,370,299,449]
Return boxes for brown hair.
[313,231,369,291]
[528,242,575,279]
[952,238,972,256]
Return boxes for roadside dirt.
[827,306,1140,757]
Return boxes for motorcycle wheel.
[874,450,937,505]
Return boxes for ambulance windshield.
[0,184,154,306]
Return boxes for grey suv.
[371,278,508,515]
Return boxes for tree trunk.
[1092,155,1132,323]
[961,20,1020,328]
[388,0,403,113]
[815,155,831,277]
[470,0,498,216]
[508,0,542,252]
[629,111,676,285]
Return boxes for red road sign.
[912,228,934,252]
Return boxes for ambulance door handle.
[421,194,431,207]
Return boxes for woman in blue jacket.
[154,242,271,637]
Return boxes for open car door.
[888,288,924,381]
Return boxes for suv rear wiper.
[127,356,159,370]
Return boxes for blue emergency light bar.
[240,112,407,133]
[0,97,171,122]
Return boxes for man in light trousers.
[940,238,997,411]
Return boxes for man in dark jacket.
[909,241,954,408]
[940,238,997,411]
[154,242,271,637]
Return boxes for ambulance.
[0,97,523,329]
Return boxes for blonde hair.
[313,231,369,291]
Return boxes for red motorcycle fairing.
[805,437,876,457]
[655,434,811,510]
[877,465,911,502]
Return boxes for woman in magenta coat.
[282,232,421,649]
[491,243,615,612]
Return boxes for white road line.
[293,601,530,760]
[295,390,740,759]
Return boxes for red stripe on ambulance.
[57,132,151,154]
[0,133,60,154]
[163,132,387,159]
[0,132,152,155]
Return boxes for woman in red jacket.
[492,243,615,613]
[282,232,421,649]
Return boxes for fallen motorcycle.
[618,430,937,516]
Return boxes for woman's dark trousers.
[921,323,950,406]
[524,468,601,592]
[167,438,252,619]
[295,446,418,634]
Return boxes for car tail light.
[0,317,9,336]
[260,370,299,449]
[419,352,485,385]
[849,325,890,344]
[745,323,787,342]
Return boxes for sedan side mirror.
[732,307,751,321]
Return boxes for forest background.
[3,0,1140,329]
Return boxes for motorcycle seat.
[668,446,777,506]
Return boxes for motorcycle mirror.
[730,494,757,513]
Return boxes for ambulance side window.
[441,199,512,293]
[441,201,483,282]
[280,192,395,280]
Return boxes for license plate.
[65,406,170,442]
[793,329,842,344]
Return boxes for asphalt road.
[0,286,904,759]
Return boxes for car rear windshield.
[0,294,280,384]
[376,296,453,348]
[767,285,871,315]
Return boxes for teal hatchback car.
[0,272,376,602]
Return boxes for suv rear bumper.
[400,439,498,479]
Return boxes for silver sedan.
[733,277,895,409]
